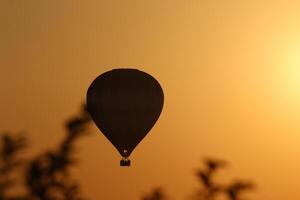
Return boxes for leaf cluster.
[0,105,91,200]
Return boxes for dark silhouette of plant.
[193,158,227,200]
[143,159,255,200]
[225,180,254,200]
[0,105,91,200]
[0,104,255,200]
[0,132,27,200]
[141,188,166,200]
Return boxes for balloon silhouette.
[86,69,164,166]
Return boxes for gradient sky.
[1,1,300,200]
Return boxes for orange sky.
[1,1,300,200]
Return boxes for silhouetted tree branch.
[25,105,91,200]
[225,180,254,200]
[0,132,27,200]
[0,104,255,200]
[142,188,166,200]
[144,158,255,200]
[194,158,227,200]
[0,105,91,200]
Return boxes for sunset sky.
[1,1,300,199]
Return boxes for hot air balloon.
[86,69,164,166]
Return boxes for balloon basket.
[120,158,131,166]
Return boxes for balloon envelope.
[86,69,164,160]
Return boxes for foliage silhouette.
[0,105,255,200]
[0,105,91,200]
[193,158,227,200]
[143,158,254,200]
[142,188,166,200]
[0,132,27,200]
[194,158,254,200]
